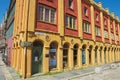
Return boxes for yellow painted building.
[11,0,120,78]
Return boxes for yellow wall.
[12,0,120,78]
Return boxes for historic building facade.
[6,0,16,66]
[11,0,120,78]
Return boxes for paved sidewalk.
[27,64,111,80]
[0,54,115,80]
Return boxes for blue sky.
[0,0,120,24]
[0,0,10,24]
[94,0,120,19]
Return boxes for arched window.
[63,43,69,68]
[73,44,78,66]
[49,42,58,70]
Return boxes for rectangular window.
[96,14,99,22]
[104,30,108,38]
[104,19,107,26]
[38,4,56,24]
[66,14,76,29]
[111,33,114,40]
[51,9,55,24]
[39,5,44,20]
[83,21,90,33]
[116,35,119,41]
[95,26,101,36]
[84,7,88,17]
[69,0,73,9]
[45,8,49,22]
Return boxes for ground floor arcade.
[11,32,120,78]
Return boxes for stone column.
[57,46,63,72]
[16,47,21,72]
[43,46,49,74]
[68,47,73,70]
[77,0,83,38]
[101,49,105,64]
[26,47,32,78]
[85,48,89,67]
[91,49,95,66]
[78,48,82,68]
[97,49,100,65]
[106,49,109,63]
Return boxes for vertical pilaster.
[85,49,89,66]
[106,49,109,63]
[91,49,95,66]
[43,46,49,73]
[77,0,83,38]
[16,47,20,71]
[57,46,63,71]
[101,49,105,64]
[26,47,32,78]
[68,47,73,70]
[113,20,116,44]
[58,0,64,36]
[27,0,36,32]
[108,17,111,43]
[100,11,104,42]
[97,49,100,65]
[78,49,82,68]
[90,5,95,41]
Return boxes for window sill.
[96,35,101,38]
[83,32,91,35]
[37,20,57,26]
[66,27,78,31]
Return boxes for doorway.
[32,40,43,75]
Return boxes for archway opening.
[63,43,69,69]
[82,44,86,65]
[32,40,43,75]
[73,44,78,67]
[49,41,58,71]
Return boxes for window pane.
[69,0,73,9]
[66,15,69,27]
[45,8,49,22]
[39,5,44,20]
[70,16,72,28]
[51,9,55,23]
[73,18,76,29]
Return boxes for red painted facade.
[64,0,78,36]
[36,0,58,32]
[115,22,119,44]
[82,0,92,40]
[94,8,102,42]
[110,19,115,44]
[6,37,13,66]
[103,14,109,43]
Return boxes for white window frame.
[95,26,101,36]
[83,21,91,33]
[96,14,99,22]
[116,35,119,42]
[104,19,107,25]
[84,7,88,17]
[66,14,76,29]
[104,30,108,38]
[69,0,73,9]
[38,4,56,24]
[111,33,114,40]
